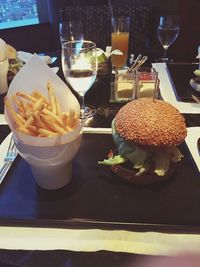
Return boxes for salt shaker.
[0,38,9,94]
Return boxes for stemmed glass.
[157,15,180,62]
[62,40,98,119]
[59,20,84,45]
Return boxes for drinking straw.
[127,54,142,73]
[127,55,148,73]
[107,0,116,31]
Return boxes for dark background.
[0,0,199,62]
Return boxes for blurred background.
[0,0,199,62]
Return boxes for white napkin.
[152,63,200,114]
[17,52,59,74]
[185,127,200,172]
[0,114,7,125]
[6,54,80,146]
[0,133,12,163]
[83,127,112,134]
[51,67,59,73]
[18,51,52,64]
[0,132,14,183]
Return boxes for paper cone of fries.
[5,55,83,190]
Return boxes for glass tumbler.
[136,67,159,99]
[111,16,130,69]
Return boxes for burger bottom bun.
[111,163,175,186]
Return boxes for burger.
[99,98,187,185]
[6,44,23,81]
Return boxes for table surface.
[0,61,200,260]
[0,250,178,267]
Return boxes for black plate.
[0,133,200,232]
[167,63,200,102]
[0,125,11,144]
[0,250,170,267]
[167,63,200,127]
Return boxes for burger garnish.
[8,58,23,80]
[99,98,187,183]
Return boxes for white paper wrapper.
[5,54,82,146]
[0,38,6,61]
[17,51,52,64]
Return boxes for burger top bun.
[6,44,17,60]
[115,98,187,147]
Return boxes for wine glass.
[59,20,84,45]
[62,40,98,119]
[157,15,180,62]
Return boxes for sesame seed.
[115,98,187,146]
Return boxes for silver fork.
[192,94,200,104]
[0,135,18,183]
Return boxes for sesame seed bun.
[6,44,17,60]
[115,98,187,146]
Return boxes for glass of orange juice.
[111,16,130,69]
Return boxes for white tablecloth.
[1,226,200,255]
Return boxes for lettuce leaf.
[135,161,151,176]
[154,150,170,176]
[168,146,183,162]
[98,155,127,165]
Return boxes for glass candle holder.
[136,67,159,99]
[115,69,136,101]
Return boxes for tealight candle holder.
[136,67,159,99]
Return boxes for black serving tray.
[167,63,200,127]
[0,132,200,232]
[167,63,200,103]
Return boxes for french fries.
[4,82,79,137]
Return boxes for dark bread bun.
[115,98,187,147]
[111,163,175,186]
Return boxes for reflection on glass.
[59,20,84,45]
